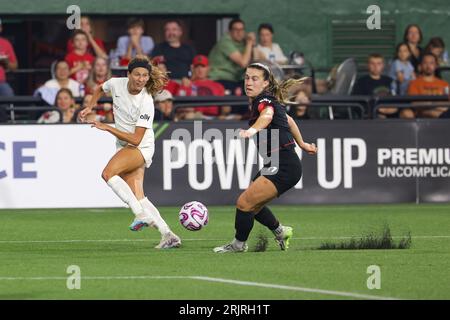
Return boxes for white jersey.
[102,77,154,149]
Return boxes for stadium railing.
[1,95,449,123]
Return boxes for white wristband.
[247,127,258,136]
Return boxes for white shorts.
[116,142,155,168]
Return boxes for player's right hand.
[78,107,92,123]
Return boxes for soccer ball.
[179,201,209,231]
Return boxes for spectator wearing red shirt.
[65,30,95,84]
[152,55,180,95]
[175,55,225,117]
[0,18,18,96]
[67,16,107,59]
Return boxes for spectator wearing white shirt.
[43,60,81,97]
[253,23,288,65]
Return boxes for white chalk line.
[0,275,398,300]
[0,235,448,244]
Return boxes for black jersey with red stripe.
[248,93,295,154]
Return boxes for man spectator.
[65,30,95,84]
[208,18,255,96]
[116,18,154,65]
[151,20,196,80]
[67,16,107,59]
[403,53,450,119]
[0,18,18,96]
[352,53,397,118]
[174,55,225,117]
[154,89,175,121]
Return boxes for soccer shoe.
[155,232,181,249]
[275,226,293,250]
[213,242,248,253]
[129,219,149,232]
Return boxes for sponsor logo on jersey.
[140,114,150,121]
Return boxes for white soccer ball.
[179,201,209,231]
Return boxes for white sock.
[139,197,171,235]
[107,175,143,216]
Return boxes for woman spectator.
[403,24,424,73]
[253,23,288,65]
[288,82,312,120]
[67,16,107,59]
[43,60,81,97]
[86,57,111,94]
[424,37,449,78]
[37,88,78,123]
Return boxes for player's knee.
[236,194,256,212]
[102,169,112,182]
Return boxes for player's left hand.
[89,120,109,131]
[301,142,318,155]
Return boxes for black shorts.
[252,150,302,196]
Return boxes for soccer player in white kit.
[79,55,181,249]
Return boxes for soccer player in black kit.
[214,63,317,253]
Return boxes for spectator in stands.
[0,18,18,96]
[86,57,113,121]
[253,23,288,65]
[403,24,424,73]
[151,20,196,80]
[425,37,448,66]
[65,30,95,84]
[208,18,255,95]
[67,16,107,59]
[424,37,449,78]
[37,88,78,123]
[43,60,81,97]
[117,18,154,66]
[288,82,312,120]
[173,55,225,118]
[389,43,416,95]
[403,53,449,119]
[152,55,180,95]
[352,54,398,118]
[86,57,111,94]
[154,89,175,121]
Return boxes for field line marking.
[190,276,399,300]
[0,275,399,300]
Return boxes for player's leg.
[255,206,293,250]
[123,165,181,249]
[214,176,278,253]
[102,146,146,216]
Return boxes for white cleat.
[155,232,181,249]
[213,242,248,253]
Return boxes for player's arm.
[286,115,317,154]
[239,107,274,138]
[78,85,105,122]
[90,123,146,146]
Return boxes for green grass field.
[0,204,449,300]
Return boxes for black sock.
[234,208,255,242]
[255,206,280,231]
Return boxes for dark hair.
[258,23,274,34]
[368,53,384,62]
[164,19,183,29]
[228,18,245,31]
[425,37,445,52]
[54,88,74,106]
[394,42,410,60]
[127,18,144,29]
[247,63,308,104]
[421,52,439,65]
[403,24,423,44]
[72,29,88,41]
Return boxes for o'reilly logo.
[140,114,150,121]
